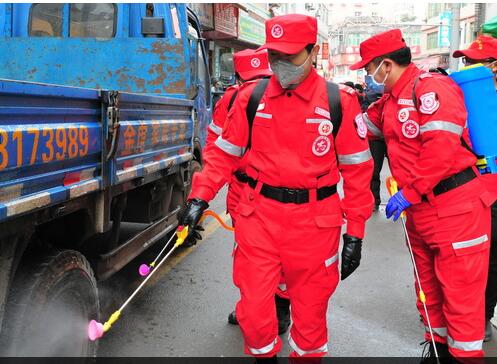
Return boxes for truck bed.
[0,78,193,224]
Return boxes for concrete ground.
[97,165,497,357]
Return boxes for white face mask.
[270,52,312,89]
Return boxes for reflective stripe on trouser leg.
[247,337,280,355]
[407,189,490,359]
[233,200,283,357]
[405,214,447,344]
[281,196,342,358]
[289,333,328,357]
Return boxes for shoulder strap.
[246,78,270,150]
[326,81,342,138]
[411,74,480,158]
[227,89,239,111]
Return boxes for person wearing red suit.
[355,29,492,362]
[204,48,291,333]
[453,34,497,343]
[181,14,373,359]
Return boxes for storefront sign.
[214,4,238,38]
[238,11,265,45]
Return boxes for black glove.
[340,234,363,280]
[178,198,209,246]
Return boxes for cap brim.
[349,57,372,71]
[257,41,307,55]
[239,68,273,81]
[452,48,489,59]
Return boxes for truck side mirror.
[141,17,165,37]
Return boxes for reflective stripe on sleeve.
[452,235,488,250]
[289,334,328,356]
[447,336,483,352]
[338,149,372,165]
[248,337,278,355]
[215,136,245,157]
[420,121,463,136]
[209,122,223,135]
[363,112,383,138]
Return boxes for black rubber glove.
[341,234,363,280]
[178,198,208,246]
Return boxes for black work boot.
[228,310,238,325]
[420,341,452,364]
[275,295,291,335]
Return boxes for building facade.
[328,3,423,83]
[416,3,476,71]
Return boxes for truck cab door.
[187,8,211,157]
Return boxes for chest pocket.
[251,112,273,153]
[303,118,335,160]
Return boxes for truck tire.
[1,249,99,357]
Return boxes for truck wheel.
[2,249,99,357]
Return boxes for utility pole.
[449,3,461,72]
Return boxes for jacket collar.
[391,63,423,99]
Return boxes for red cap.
[349,29,407,70]
[453,35,497,60]
[233,49,272,81]
[257,14,317,55]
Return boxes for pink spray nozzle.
[139,264,151,277]
[88,320,104,341]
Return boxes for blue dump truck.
[0,3,211,356]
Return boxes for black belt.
[421,167,477,201]
[234,171,337,204]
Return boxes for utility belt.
[234,171,337,204]
[422,167,477,201]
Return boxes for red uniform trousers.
[227,177,289,300]
[233,183,342,357]
[405,177,492,359]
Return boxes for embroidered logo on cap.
[402,120,420,138]
[271,24,284,39]
[355,114,367,139]
[250,58,261,68]
[312,136,331,156]
[419,92,440,114]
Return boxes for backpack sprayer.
[450,64,497,174]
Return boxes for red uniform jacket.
[191,69,374,238]
[205,85,240,154]
[364,63,476,204]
